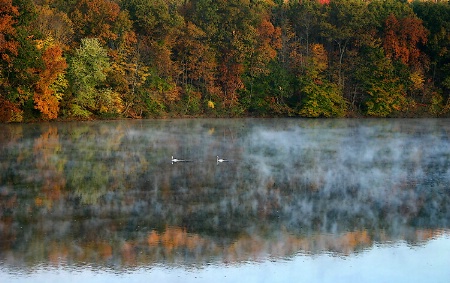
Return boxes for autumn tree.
[1,0,44,121]
[0,0,19,63]
[187,0,283,113]
[33,38,67,120]
[70,0,121,45]
[246,16,282,78]
[241,10,291,115]
[0,0,20,121]
[171,21,218,114]
[99,4,149,118]
[34,4,74,49]
[122,0,182,76]
[383,14,428,69]
[120,0,183,113]
[107,31,149,118]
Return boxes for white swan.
[216,156,229,163]
[171,156,183,164]
[171,156,192,164]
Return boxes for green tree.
[67,38,120,118]
[356,45,406,117]
[287,0,325,70]
[242,60,295,116]
[121,0,182,41]
[413,1,450,106]
[320,0,370,89]
[299,44,347,117]
[368,0,414,30]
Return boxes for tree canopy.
[1,0,450,121]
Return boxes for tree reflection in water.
[0,119,449,269]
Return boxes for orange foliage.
[33,127,66,207]
[99,242,113,259]
[341,230,371,249]
[218,57,245,107]
[164,84,181,103]
[415,229,445,242]
[34,44,67,119]
[147,227,207,253]
[72,0,120,44]
[383,15,428,67]
[147,231,160,246]
[48,242,69,264]
[0,96,20,122]
[250,18,282,76]
[258,18,281,60]
[174,21,218,91]
[161,227,187,252]
[0,0,19,61]
[121,242,136,264]
[310,43,328,72]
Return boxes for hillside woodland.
[1,0,450,121]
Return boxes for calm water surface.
[1,119,450,282]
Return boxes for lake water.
[1,118,449,282]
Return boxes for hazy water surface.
[1,119,450,282]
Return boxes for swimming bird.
[172,156,192,164]
[171,156,183,164]
[216,156,229,164]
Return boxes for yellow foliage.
[50,73,68,101]
[207,100,215,109]
[164,85,181,102]
[410,71,424,90]
[311,43,328,72]
[35,36,55,50]
[35,197,43,206]
[9,109,24,122]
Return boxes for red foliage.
[318,0,330,5]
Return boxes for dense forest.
[1,0,450,121]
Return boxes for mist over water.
[1,119,450,282]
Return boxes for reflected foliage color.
[0,119,450,269]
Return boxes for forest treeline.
[1,0,450,121]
